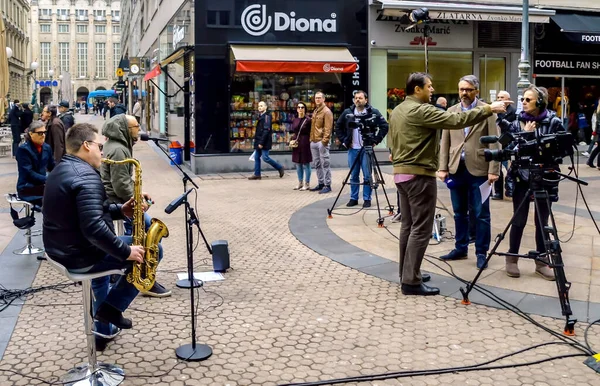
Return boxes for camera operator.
[497,85,564,281]
[335,91,388,208]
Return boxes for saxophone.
[101,158,169,292]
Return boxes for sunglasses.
[297,106,306,109]
[521,97,534,103]
[86,141,104,151]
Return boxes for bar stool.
[5,193,44,256]
[46,256,126,386]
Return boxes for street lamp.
[30,61,40,114]
[516,0,531,112]
[6,47,12,59]
[58,74,64,102]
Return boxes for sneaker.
[318,186,332,194]
[476,254,488,269]
[141,282,172,298]
[346,199,359,207]
[362,200,371,208]
[248,175,262,180]
[440,249,468,260]
[582,151,590,157]
[279,169,285,178]
[310,184,324,192]
[391,213,402,223]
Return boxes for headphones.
[533,86,546,109]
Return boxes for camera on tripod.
[346,113,379,146]
[481,131,574,200]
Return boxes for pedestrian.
[41,104,66,163]
[335,90,388,208]
[107,97,126,118]
[133,100,142,124]
[248,101,284,180]
[586,100,600,169]
[438,75,501,270]
[309,91,333,193]
[493,90,517,200]
[388,72,510,296]
[290,102,312,190]
[58,101,75,130]
[20,103,33,134]
[435,97,447,111]
[497,85,561,280]
[8,99,22,157]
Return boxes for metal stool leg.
[13,206,44,255]
[60,280,124,386]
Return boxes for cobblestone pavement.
[0,114,599,385]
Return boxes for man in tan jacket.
[309,91,333,193]
[438,75,501,270]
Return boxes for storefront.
[533,12,600,140]
[192,0,368,173]
[368,0,555,143]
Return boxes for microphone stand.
[149,138,213,361]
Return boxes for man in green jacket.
[101,114,171,298]
[388,72,511,296]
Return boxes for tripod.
[460,169,586,336]
[327,145,394,227]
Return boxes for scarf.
[520,109,548,122]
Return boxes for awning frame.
[146,46,194,98]
[372,0,555,16]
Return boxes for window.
[96,43,106,78]
[40,9,51,16]
[40,24,51,33]
[58,24,69,33]
[76,24,88,33]
[112,10,120,18]
[78,43,88,78]
[57,9,69,16]
[40,42,51,78]
[112,25,120,34]
[59,43,70,73]
[93,10,106,18]
[95,25,106,34]
[113,43,120,75]
[76,10,88,20]
[207,10,230,26]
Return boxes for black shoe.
[279,168,285,178]
[141,282,172,298]
[310,184,324,192]
[362,200,371,208]
[95,336,109,352]
[440,249,468,260]
[469,236,476,244]
[422,273,431,283]
[248,175,262,180]
[346,199,359,207]
[95,303,132,330]
[491,194,503,201]
[401,283,440,296]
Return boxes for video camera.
[346,113,379,146]
[481,131,574,166]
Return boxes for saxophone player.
[43,123,154,351]
[100,114,171,298]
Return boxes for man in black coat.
[335,91,388,208]
[43,123,146,349]
[248,101,284,180]
[8,99,22,157]
[492,90,517,200]
[20,103,34,132]
[58,100,75,130]
[107,97,127,118]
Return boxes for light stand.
[406,8,431,73]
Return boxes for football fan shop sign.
[534,53,600,76]
[371,9,474,49]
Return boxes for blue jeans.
[124,212,152,236]
[348,148,372,201]
[295,163,311,182]
[254,148,282,176]
[449,162,491,256]
[90,235,163,335]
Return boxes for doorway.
[477,54,508,103]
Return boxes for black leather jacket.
[335,104,389,148]
[253,112,273,150]
[43,155,130,269]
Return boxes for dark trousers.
[397,175,437,285]
[588,144,600,167]
[11,125,21,156]
[509,181,551,254]
[450,162,491,256]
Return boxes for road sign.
[116,68,124,77]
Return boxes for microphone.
[479,135,499,144]
[140,133,169,142]
[165,188,194,214]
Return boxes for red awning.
[143,65,162,82]
[231,45,357,74]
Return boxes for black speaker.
[211,240,230,272]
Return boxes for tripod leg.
[326,148,364,218]
[460,191,532,305]
[364,150,384,227]
[533,192,576,335]
[371,151,395,215]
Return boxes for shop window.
[230,73,344,152]
[478,22,520,49]
[386,50,472,116]
[207,10,230,26]
[166,60,187,153]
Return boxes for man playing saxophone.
[43,123,153,351]
[100,114,171,298]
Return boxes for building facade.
[29,0,121,106]
[1,0,30,102]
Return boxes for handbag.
[289,118,307,148]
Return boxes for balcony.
[38,15,52,20]
[95,16,106,22]
[77,15,88,21]
[58,15,69,21]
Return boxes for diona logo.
[241,4,337,37]
[322,64,345,72]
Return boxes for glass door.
[477,54,507,103]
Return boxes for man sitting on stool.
[336,90,388,208]
[43,123,154,350]
[16,121,55,205]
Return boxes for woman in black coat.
[290,102,312,190]
[497,85,564,281]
